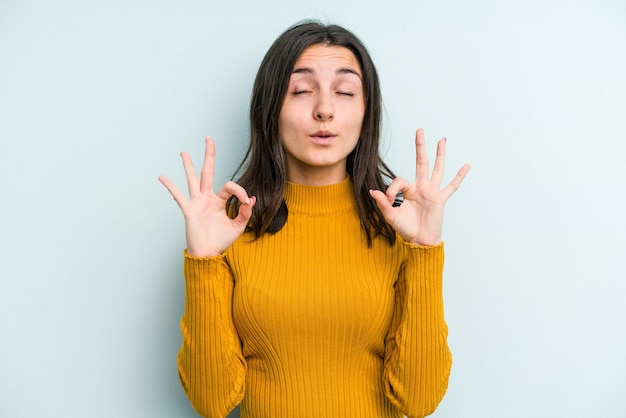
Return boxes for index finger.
[442,163,471,199]
[158,175,188,209]
[415,128,430,181]
[199,137,216,194]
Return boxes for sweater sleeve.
[177,250,246,418]
[383,242,452,418]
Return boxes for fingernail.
[443,137,447,142]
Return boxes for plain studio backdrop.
[1,1,625,417]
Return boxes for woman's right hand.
[158,137,256,258]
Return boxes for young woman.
[159,21,470,418]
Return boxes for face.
[278,44,365,185]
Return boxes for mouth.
[310,130,337,144]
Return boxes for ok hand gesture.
[158,138,256,257]
[369,129,470,246]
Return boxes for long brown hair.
[228,20,397,246]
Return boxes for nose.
[313,92,334,121]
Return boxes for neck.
[286,163,348,186]
[284,176,356,214]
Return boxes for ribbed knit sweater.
[177,177,452,418]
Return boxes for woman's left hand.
[370,128,471,246]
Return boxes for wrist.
[186,242,224,258]
[185,248,224,259]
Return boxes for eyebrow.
[292,67,362,79]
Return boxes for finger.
[369,189,395,221]
[232,196,256,229]
[385,177,411,205]
[216,180,251,205]
[199,137,215,194]
[158,175,188,208]
[415,129,430,182]
[181,152,200,198]
[431,138,447,186]
[442,163,471,199]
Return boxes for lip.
[309,130,337,145]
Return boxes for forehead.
[293,44,362,76]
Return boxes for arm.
[383,242,451,417]
[159,138,256,416]
[178,252,245,418]
[370,129,469,416]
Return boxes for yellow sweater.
[178,177,452,418]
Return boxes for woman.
[159,21,470,418]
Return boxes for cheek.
[277,106,291,133]
[279,106,305,134]
[343,100,365,126]
[277,113,299,146]
[349,107,365,132]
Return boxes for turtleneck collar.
[284,176,357,215]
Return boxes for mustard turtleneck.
[178,177,452,418]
